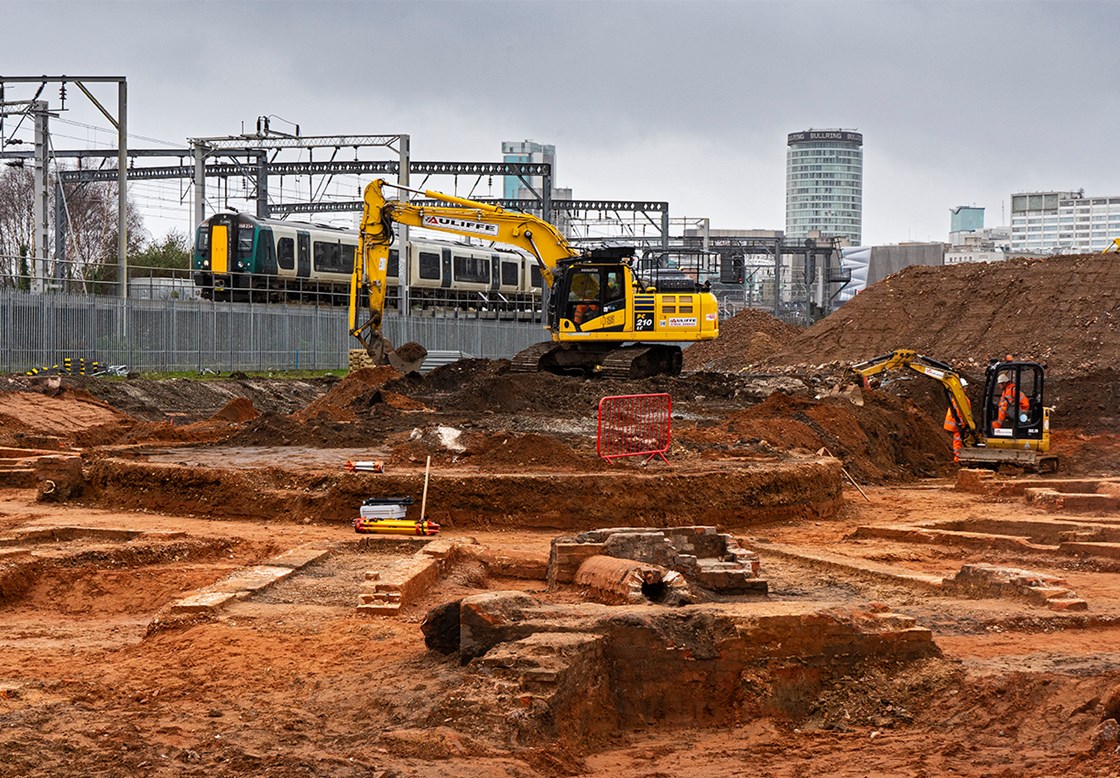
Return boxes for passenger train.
[191,212,543,312]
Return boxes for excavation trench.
[74,453,845,529]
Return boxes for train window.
[453,254,490,284]
[313,241,348,273]
[501,261,518,286]
[339,244,355,274]
[277,238,295,270]
[530,265,543,289]
[196,228,209,252]
[236,227,254,259]
[388,249,400,278]
[418,251,440,280]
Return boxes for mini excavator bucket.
[387,341,428,374]
[823,380,865,406]
[354,333,428,375]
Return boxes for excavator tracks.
[511,342,684,379]
[510,342,556,373]
[599,345,683,380]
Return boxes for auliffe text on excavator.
[348,178,720,379]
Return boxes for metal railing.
[0,288,547,375]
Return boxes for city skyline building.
[950,205,985,234]
[785,129,863,245]
[501,139,556,201]
[1009,190,1120,254]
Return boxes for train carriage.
[192,212,541,312]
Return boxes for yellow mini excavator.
[852,349,1057,472]
[348,179,719,378]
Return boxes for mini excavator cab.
[981,360,1046,441]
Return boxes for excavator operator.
[570,272,601,327]
[993,372,1030,430]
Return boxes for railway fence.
[0,288,547,375]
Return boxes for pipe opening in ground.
[641,580,668,603]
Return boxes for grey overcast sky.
[3,0,1117,245]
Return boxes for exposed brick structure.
[549,525,766,595]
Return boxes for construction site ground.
[2,253,1120,776]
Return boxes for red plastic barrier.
[597,393,672,464]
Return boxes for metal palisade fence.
[0,289,548,374]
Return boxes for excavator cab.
[555,264,629,331]
[981,361,1046,441]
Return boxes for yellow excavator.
[348,179,719,378]
[1102,238,1120,253]
[852,349,1057,471]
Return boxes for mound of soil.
[292,366,403,422]
[684,308,803,372]
[414,359,511,392]
[766,254,1120,377]
[1048,430,1120,476]
[723,390,953,483]
[226,412,380,448]
[210,397,259,422]
[465,431,608,471]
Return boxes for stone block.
[356,554,441,614]
[460,547,549,580]
[34,456,84,501]
[1048,598,1088,612]
[547,539,604,585]
[459,591,540,662]
[955,468,996,493]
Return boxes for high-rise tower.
[501,140,556,200]
[785,129,863,245]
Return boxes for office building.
[785,129,863,245]
[1009,190,1120,254]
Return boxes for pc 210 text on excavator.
[347,179,720,379]
[851,349,1057,472]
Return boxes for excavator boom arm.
[359,178,577,289]
[852,349,979,441]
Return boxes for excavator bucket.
[823,381,865,406]
[387,341,428,375]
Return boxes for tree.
[0,165,35,287]
[130,230,191,277]
[0,164,145,293]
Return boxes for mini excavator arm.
[852,349,979,444]
[1102,238,1120,254]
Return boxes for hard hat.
[960,379,968,387]
[997,373,1010,384]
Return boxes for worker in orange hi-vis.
[942,381,970,463]
[992,373,1030,430]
